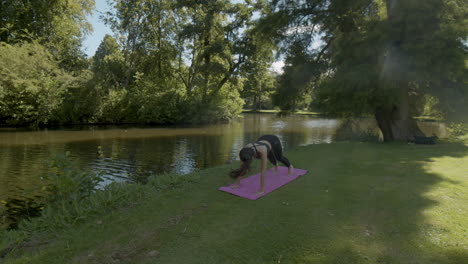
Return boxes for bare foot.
[231,184,240,189]
[288,165,294,175]
[255,190,265,195]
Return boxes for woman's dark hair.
[229,147,255,179]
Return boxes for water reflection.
[0,114,447,203]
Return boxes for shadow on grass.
[274,141,468,263]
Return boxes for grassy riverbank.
[1,139,468,264]
[242,109,322,116]
[241,110,444,123]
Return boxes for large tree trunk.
[374,88,425,142]
[375,0,426,142]
[374,106,425,142]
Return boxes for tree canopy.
[0,0,94,70]
[98,0,272,123]
[259,0,467,141]
[0,0,276,126]
[0,0,466,137]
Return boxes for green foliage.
[1,0,277,126]
[0,42,75,126]
[53,69,94,124]
[273,41,322,111]
[260,0,467,140]
[240,32,277,110]
[447,122,468,138]
[0,0,94,71]
[18,182,149,232]
[40,152,104,204]
[95,0,269,124]
[96,88,131,123]
[0,181,154,254]
[1,0,463,128]
[0,153,204,257]
[91,35,126,89]
[420,94,444,119]
[182,82,245,123]
[129,73,185,124]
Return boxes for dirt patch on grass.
[0,236,50,259]
[70,230,160,264]
[71,204,208,264]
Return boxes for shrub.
[0,42,74,126]
[40,152,104,204]
[447,122,468,139]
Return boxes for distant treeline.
[0,0,466,142]
[0,0,279,127]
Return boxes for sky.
[82,1,113,57]
[81,0,285,73]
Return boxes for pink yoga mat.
[218,166,308,200]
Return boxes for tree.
[0,0,94,71]
[92,35,125,85]
[272,40,326,111]
[243,70,276,110]
[240,29,277,111]
[0,42,75,126]
[86,34,128,122]
[101,0,267,123]
[176,1,252,98]
[174,0,274,121]
[0,1,97,126]
[258,0,468,141]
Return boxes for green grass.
[2,140,468,264]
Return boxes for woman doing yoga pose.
[230,135,293,194]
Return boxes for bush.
[130,76,184,124]
[182,83,244,123]
[19,183,151,232]
[0,42,75,126]
[40,152,104,204]
[447,122,468,139]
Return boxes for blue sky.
[82,1,113,57]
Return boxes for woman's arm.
[258,148,268,194]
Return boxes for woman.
[230,135,293,194]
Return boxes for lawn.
[2,140,468,264]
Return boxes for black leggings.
[257,135,291,168]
